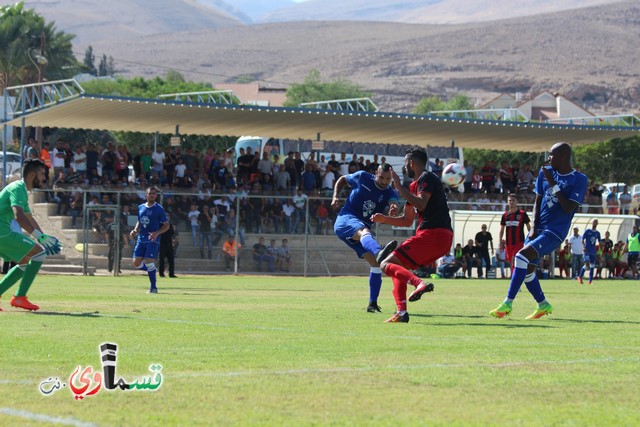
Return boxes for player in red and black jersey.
[372,147,453,323]
[499,194,531,270]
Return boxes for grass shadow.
[33,311,102,318]
[553,318,640,326]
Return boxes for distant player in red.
[499,193,531,273]
[372,147,453,323]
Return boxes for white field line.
[0,407,98,427]
[95,313,640,351]
[2,356,639,386]
[172,356,640,378]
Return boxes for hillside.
[87,1,640,114]
[17,0,242,47]
[260,0,623,24]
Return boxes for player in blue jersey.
[490,142,588,319]
[130,186,170,294]
[331,163,399,313]
[577,219,601,285]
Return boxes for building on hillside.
[479,91,594,122]
[215,82,288,107]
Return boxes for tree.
[573,136,640,184]
[98,54,108,76]
[0,2,78,91]
[83,45,96,75]
[284,70,371,108]
[413,94,474,115]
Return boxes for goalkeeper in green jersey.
[0,159,62,311]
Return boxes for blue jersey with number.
[582,228,601,255]
[340,171,398,228]
[535,166,587,241]
[137,202,167,244]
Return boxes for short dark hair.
[22,158,45,177]
[379,162,392,172]
[406,147,428,166]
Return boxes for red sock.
[383,263,423,288]
[391,277,407,312]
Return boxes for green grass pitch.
[0,275,639,426]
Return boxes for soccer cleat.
[10,296,40,311]
[408,282,434,302]
[169,275,178,278]
[367,302,382,313]
[577,277,583,284]
[588,280,593,285]
[489,302,512,318]
[146,288,158,294]
[375,240,398,265]
[385,311,410,323]
[525,303,553,320]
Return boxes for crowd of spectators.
[13,138,637,270]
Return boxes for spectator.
[198,207,213,259]
[72,146,87,174]
[276,238,291,272]
[187,204,200,246]
[517,163,534,193]
[292,188,308,233]
[252,237,275,272]
[275,164,291,191]
[314,200,332,235]
[495,240,508,278]
[257,151,273,180]
[222,234,241,271]
[282,199,295,233]
[498,161,513,194]
[605,190,619,214]
[462,239,481,278]
[68,192,83,228]
[619,186,632,215]
[475,224,494,278]
[557,242,571,278]
[463,160,474,194]
[436,251,461,278]
[567,227,583,278]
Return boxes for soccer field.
[0,275,639,426]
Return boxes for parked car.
[0,151,22,179]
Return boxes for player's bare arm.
[389,169,429,211]
[371,202,415,227]
[331,176,349,210]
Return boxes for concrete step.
[39,263,97,276]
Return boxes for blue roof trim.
[79,93,640,133]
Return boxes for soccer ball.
[441,163,467,187]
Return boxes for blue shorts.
[525,230,563,266]
[133,241,159,260]
[334,213,370,259]
[583,253,597,264]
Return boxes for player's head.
[146,186,160,202]
[592,219,598,229]
[374,163,393,189]
[547,142,572,171]
[23,158,46,188]
[506,193,518,209]
[404,147,428,179]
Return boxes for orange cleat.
[577,277,583,284]
[10,296,40,311]
[385,312,410,323]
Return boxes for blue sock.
[579,266,585,279]
[589,268,594,282]
[506,254,529,300]
[524,273,546,303]
[369,268,382,302]
[138,262,148,272]
[360,233,381,256]
[147,262,157,288]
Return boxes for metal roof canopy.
[451,211,637,249]
[6,94,640,152]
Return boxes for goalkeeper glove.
[32,230,62,254]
